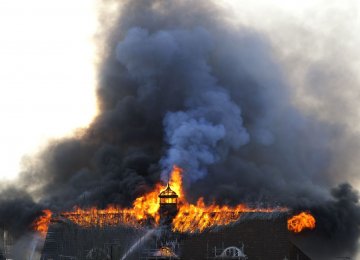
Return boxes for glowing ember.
[287,212,316,233]
[32,209,52,237]
[155,246,177,257]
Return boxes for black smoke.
[0,0,359,259]
[0,187,42,237]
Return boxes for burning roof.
[39,212,312,260]
[33,166,313,237]
[159,184,178,198]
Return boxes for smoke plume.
[115,26,249,181]
[0,0,359,259]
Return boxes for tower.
[158,183,178,225]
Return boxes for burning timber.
[34,166,315,259]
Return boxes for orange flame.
[173,198,287,233]
[167,165,184,199]
[32,209,52,237]
[61,206,141,228]
[32,165,289,236]
[60,184,164,228]
[60,166,184,227]
[168,166,287,233]
[287,212,316,233]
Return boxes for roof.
[159,184,178,198]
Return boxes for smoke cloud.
[115,26,249,181]
[0,0,359,259]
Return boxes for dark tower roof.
[159,184,178,198]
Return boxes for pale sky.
[0,0,98,179]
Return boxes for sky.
[0,0,359,188]
[0,0,98,179]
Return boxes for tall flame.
[32,165,294,236]
[287,212,316,233]
[167,165,184,199]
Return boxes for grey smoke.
[115,27,249,181]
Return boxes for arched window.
[220,246,247,259]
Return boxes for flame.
[60,185,164,227]
[287,212,316,233]
[173,197,287,233]
[32,165,289,236]
[168,165,184,199]
[59,166,184,227]
[169,166,287,233]
[32,209,52,237]
[61,206,141,228]
[156,246,177,257]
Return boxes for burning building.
[40,215,312,260]
[37,167,313,259]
